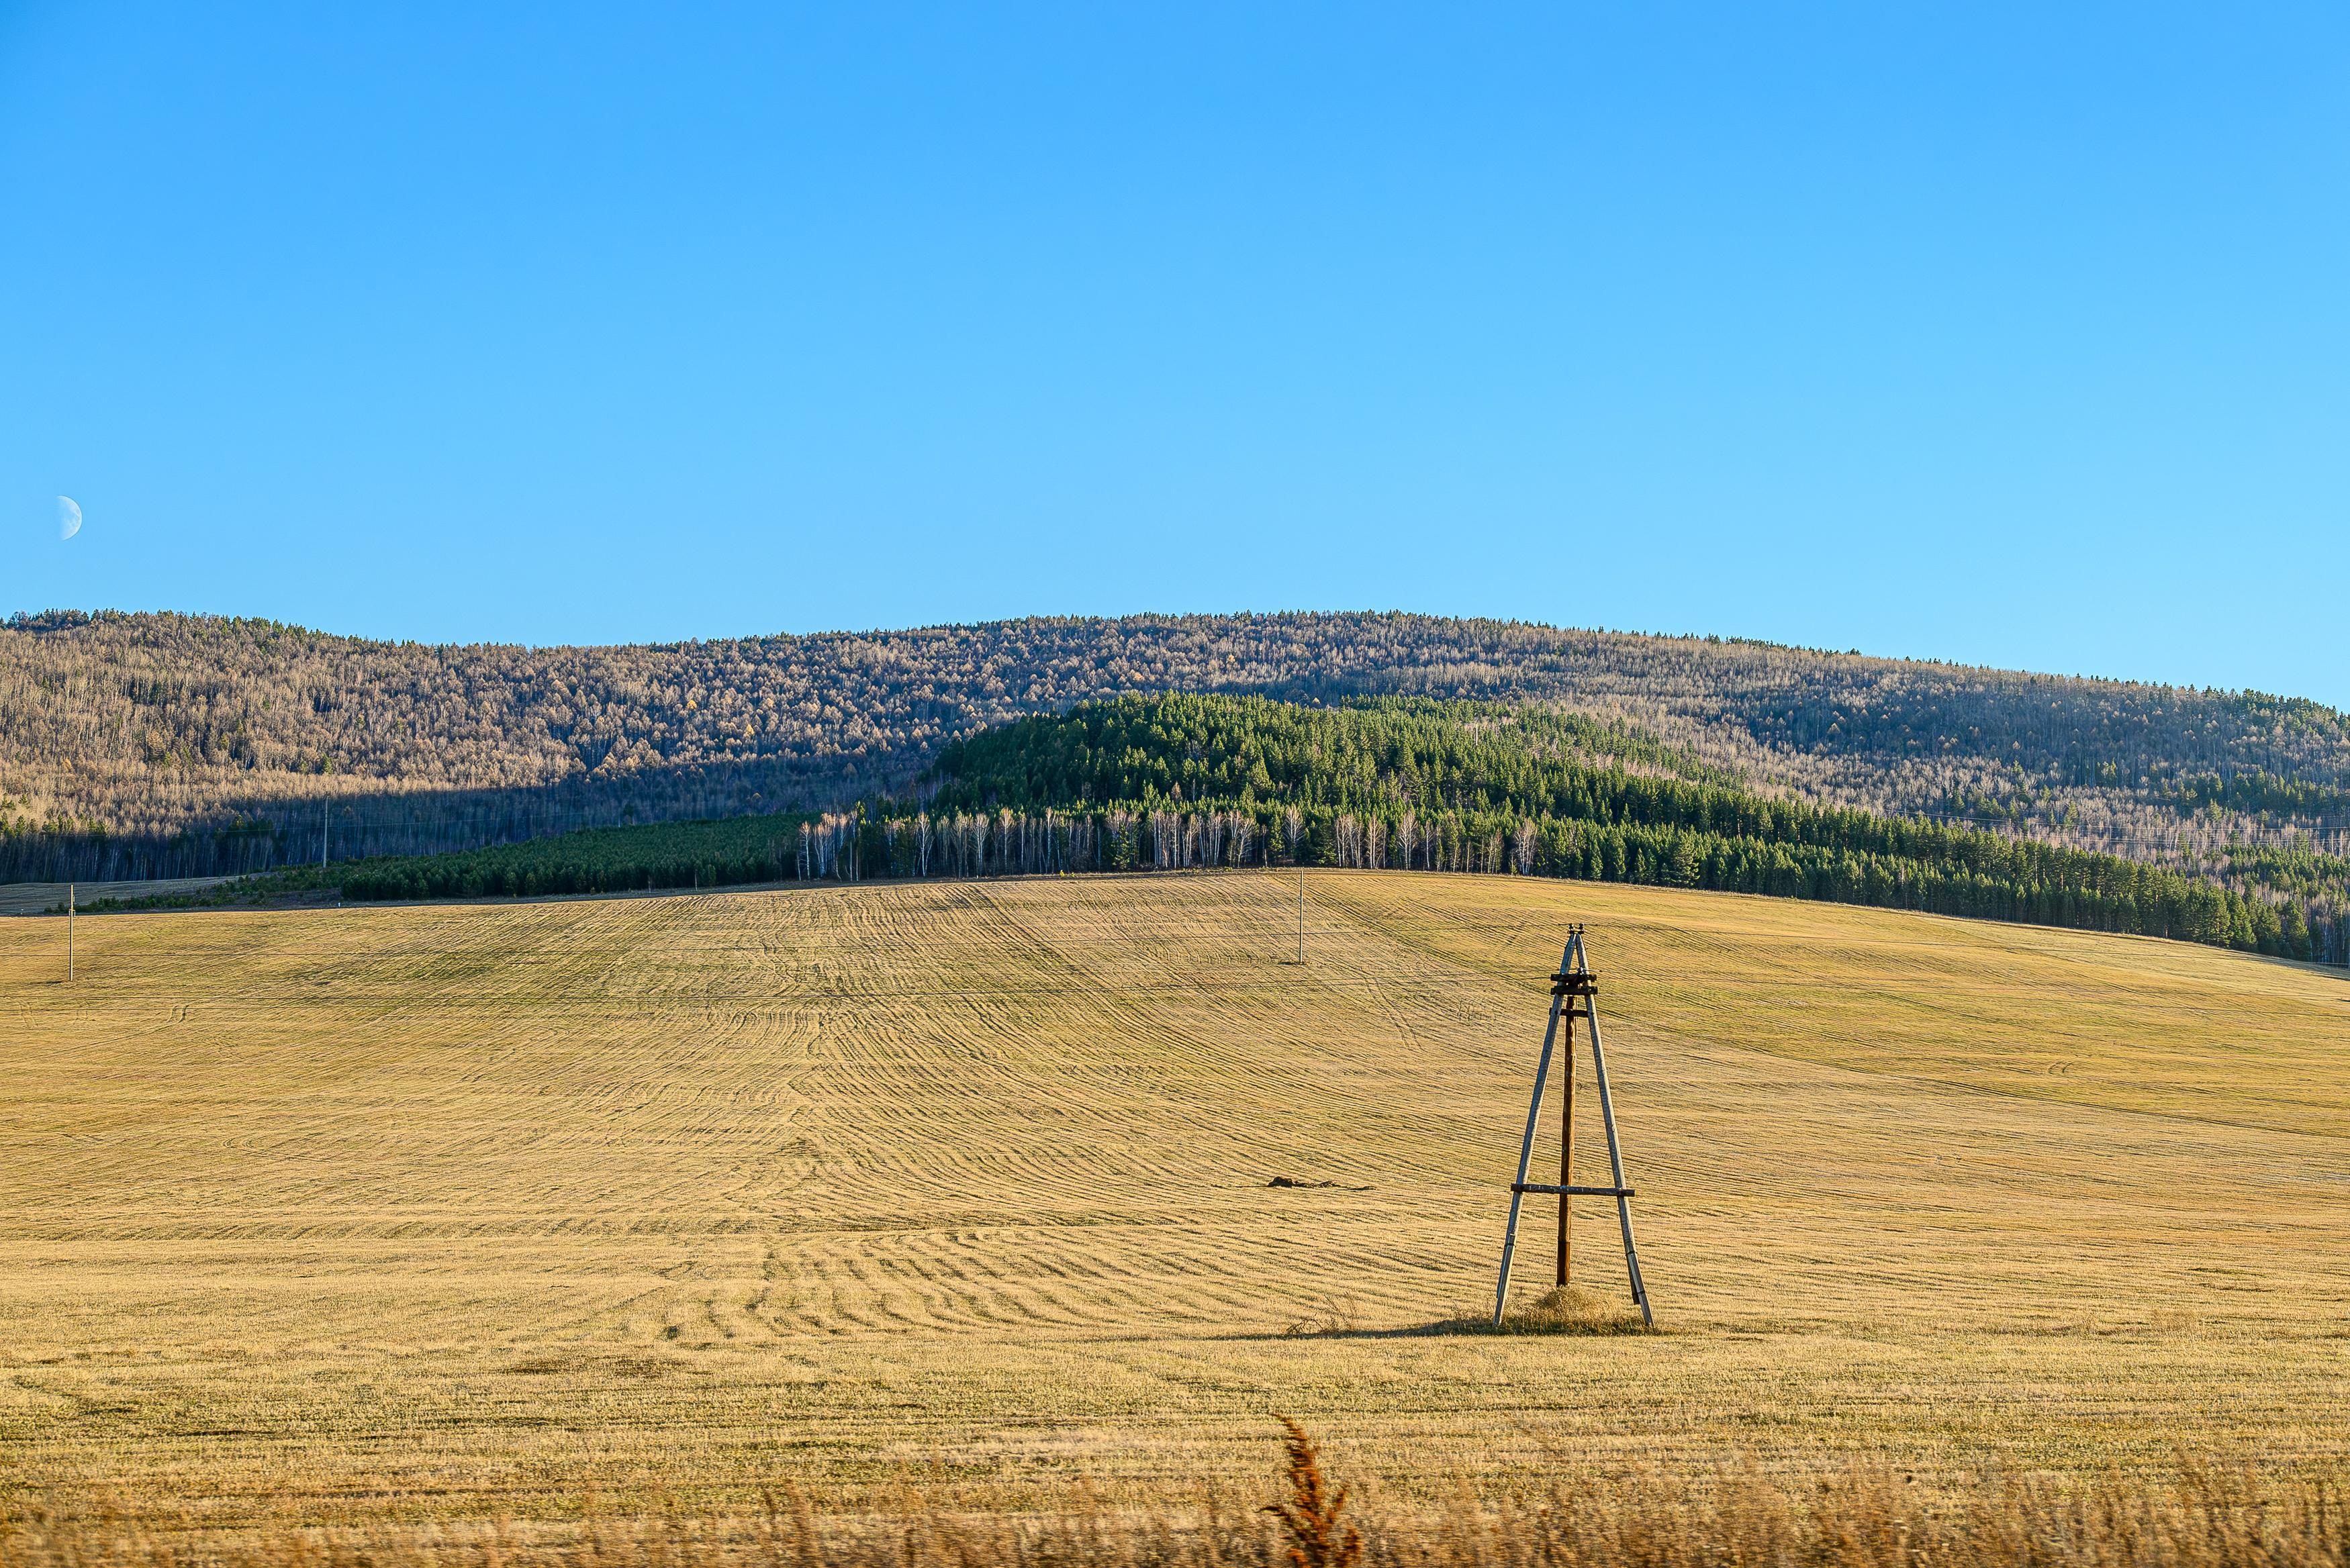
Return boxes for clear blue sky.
[5,3,2345,703]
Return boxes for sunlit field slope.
[1,872,2345,1532]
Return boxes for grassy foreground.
[1,871,2345,1545]
[5,1446,2347,1567]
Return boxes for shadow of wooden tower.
[1493,925,1654,1328]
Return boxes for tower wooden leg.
[1586,996,1654,1328]
[1495,941,1574,1327]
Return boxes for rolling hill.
[6,610,2349,909]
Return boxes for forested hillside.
[5,610,2349,907]
[110,695,2347,963]
[866,695,2343,962]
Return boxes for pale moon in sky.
[57,496,83,540]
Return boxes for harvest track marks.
[1,871,2346,1528]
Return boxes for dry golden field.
[1,871,2345,1535]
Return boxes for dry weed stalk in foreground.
[5,1439,2347,1568]
[1264,1418,1363,1568]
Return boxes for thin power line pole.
[1296,859,1305,963]
[1557,997,1575,1285]
[66,881,75,983]
[1493,926,1654,1328]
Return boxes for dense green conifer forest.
[137,695,2343,965]
[896,695,2341,961]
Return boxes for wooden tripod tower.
[1493,926,1654,1327]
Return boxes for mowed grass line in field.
[0,872,2345,1531]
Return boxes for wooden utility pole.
[66,881,75,982]
[1556,999,1575,1285]
[1297,861,1305,963]
[1493,925,1652,1327]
